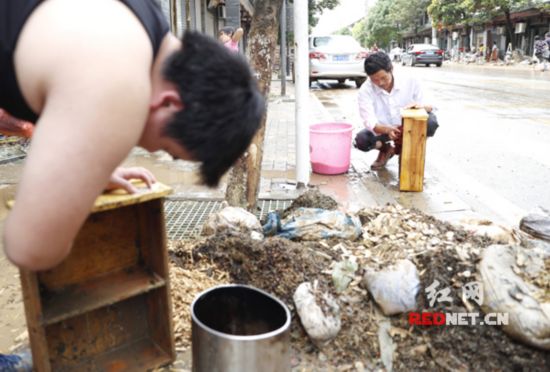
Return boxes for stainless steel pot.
[191,284,291,372]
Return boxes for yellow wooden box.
[399,109,429,192]
[13,183,175,371]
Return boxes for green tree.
[390,0,431,33]
[428,0,474,50]
[335,27,352,36]
[308,0,340,28]
[351,18,369,47]
[363,0,399,49]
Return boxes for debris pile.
[167,192,549,370]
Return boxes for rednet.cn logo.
[408,280,509,326]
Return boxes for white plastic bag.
[363,259,420,316]
[293,281,341,347]
[480,244,550,350]
[202,206,263,240]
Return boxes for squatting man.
[0,0,264,271]
[354,52,439,169]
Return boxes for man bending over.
[1,0,264,271]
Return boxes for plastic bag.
[480,244,550,350]
[293,281,341,347]
[202,206,263,240]
[457,218,519,244]
[332,258,358,293]
[263,208,362,241]
[363,259,420,316]
[520,207,550,242]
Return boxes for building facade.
[401,5,550,59]
[156,0,255,50]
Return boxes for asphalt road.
[311,63,550,224]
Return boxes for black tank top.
[0,0,169,123]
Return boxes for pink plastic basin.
[309,122,353,175]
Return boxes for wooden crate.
[399,109,428,192]
[18,183,175,371]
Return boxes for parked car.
[401,44,444,67]
[309,35,368,88]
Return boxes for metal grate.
[254,199,293,221]
[164,199,293,240]
[0,143,27,164]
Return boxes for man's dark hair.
[163,31,265,187]
[364,51,393,75]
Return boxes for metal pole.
[280,0,287,96]
[294,0,309,188]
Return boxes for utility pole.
[280,0,287,96]
[294,0,309,188]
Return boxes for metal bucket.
[191,284,291,372]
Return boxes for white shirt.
[358,73,431,130]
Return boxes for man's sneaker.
[370,144,395,170]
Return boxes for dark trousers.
[354,112,439,153]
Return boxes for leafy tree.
[363,0,399,49]
[389,0,431,32]
[335,27,352,36]
[306,0,340,28]
[428,0,474,50]
[351,18,369,47]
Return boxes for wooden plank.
[400,109,428,192]
[137,200,168,277]
[93,338,172,372]
[41,268,165,325]
[46,296,150,370]
[6,182,172,213]
[19,270,51,372]
[91,182,172,213]
[145,288,176,363]
[137,200,176,361]
[38,207,140,290]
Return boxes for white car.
[309,35,368,88]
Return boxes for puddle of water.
[122,149,225,198]
[0,160,24,185]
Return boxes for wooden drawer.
[18,183,175,371]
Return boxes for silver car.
[309,35,368,88]
[401,44,443,67]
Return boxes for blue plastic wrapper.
[0,350,33,372]
[263,207,362,241]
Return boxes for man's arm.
[232,27,244,43]
[358,84,401,140]
[4,0,153,270]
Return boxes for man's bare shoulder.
[5,0,157,270]
[15,0,153,113]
